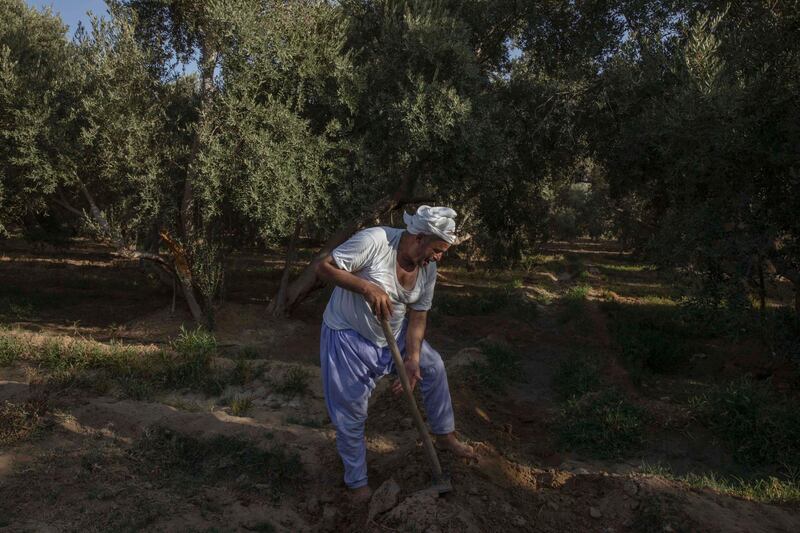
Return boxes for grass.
[434,287,540,321]
[164,327,217,387]
[596,263,654,273]
[557,389,646,459]
[273,366,311,397]
[230,357,258,386]
[639,461,800,505]
[229,395,253,416]
[518,252,566,273]
[552,354,602,399]
[689,378,800,468]
[0,333,25,366]
[558,284,590,323]
[131,425,301,499]
[470,342,524,393]
[1,327,229,397]
[0,398,47,446]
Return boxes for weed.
[170,326,217,361]
[0,333,25,366]
[557,389,646,459]
[230,395,253,416]
[690,378,800,467]
[163,327,219,392]
[596,263,654,273]
[274,367,311,397]
[519,253,566,273]
[132,425,301,499]
[470,342,524,393]
[552,354,602,399]
[118,374,155,400]
[230,357,257,386]
[559,284,590,323]
[0,398,47,446]
[638,461,800,505]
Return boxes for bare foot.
[349,485,373,505]
[436,432,479,461]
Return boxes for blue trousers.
[320,322,455,489]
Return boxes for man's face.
[416,236,450,267]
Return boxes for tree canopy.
[1,0,797,324]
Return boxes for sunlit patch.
[474,406,491,423]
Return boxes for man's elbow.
[315,256,331,280]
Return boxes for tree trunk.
[267,219,303,317]
[160,230,205,325]
[177,45,219,326]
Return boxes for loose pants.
[320,322,455,488]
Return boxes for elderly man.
[316,205,476,502]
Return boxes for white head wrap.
[403,205,458,244]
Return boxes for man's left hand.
[392,358,421,395]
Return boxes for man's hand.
[363,282,393,321]
[392,357,421,395]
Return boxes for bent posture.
[316,205,475,502]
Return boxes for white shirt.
[322,227,436,347]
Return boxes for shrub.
[690,378,800,467]
[273,367,311,397]
[557,389,646,459]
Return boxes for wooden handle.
[380,318,445,482]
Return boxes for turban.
[403,205,458,244]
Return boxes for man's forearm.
[405,310,427,362]
[316,257,370,295]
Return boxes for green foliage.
[557,389,646,459]
[229,395,253,417]
[1,328,227,397]
[0,0,73,234]
[0,333,24,366]
[229,357,257,386]
[470,342,523,393]
[273,367,311,397]
[590,1,800,317]
[559,284,590,324]
[690,378,800,467]
[163,327,220,392]
[639,461,800,505]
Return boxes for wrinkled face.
[414,235,451,267]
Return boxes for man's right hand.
[363,283,393,321]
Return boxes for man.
[316,205,476,502]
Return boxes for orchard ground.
[1,237,799,532]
